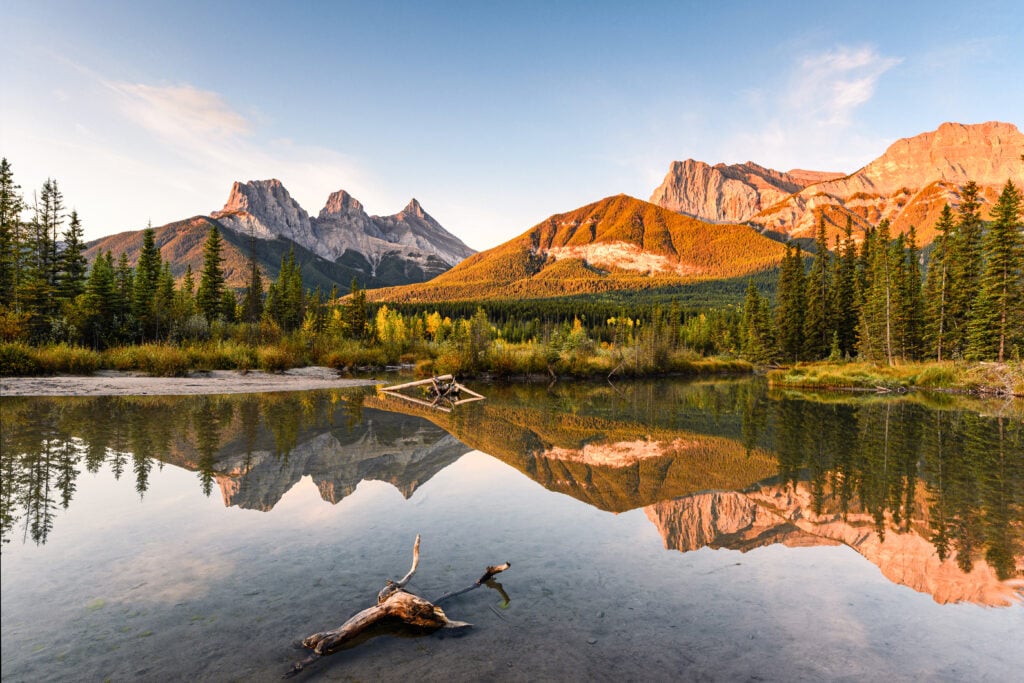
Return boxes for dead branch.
[287,535,510,677]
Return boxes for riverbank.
[0,367,377,397]
[767,361,1024,397]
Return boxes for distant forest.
[1,156,1021,375]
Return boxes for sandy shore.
[0,367,380,397]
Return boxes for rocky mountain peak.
[399,198,427,220]
[319,189,366,219]
[212,179,314,243]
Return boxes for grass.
[767,360,1024,396]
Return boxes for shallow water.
[2,380,1022,681]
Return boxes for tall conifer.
[803,216,832,359]
[946,181,984,357]
[923,205,955,360]
[966,180,1022,361]
[197,224,226,322]
[775,243,806,362]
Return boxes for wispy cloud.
[110,82,253,141]
[723,45,901,172]
[786,46,902,125]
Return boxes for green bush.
[35,344,101,374]
[257,345,298,372]
[0,343,43,376]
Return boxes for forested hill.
[368,194,787,303]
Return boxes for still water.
[2,379,1022,681]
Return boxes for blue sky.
[1,0,1021,249]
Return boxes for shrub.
[104,344,191,376]
[35,344,101,374]
[257,346,297,373]
[0,343,43,376]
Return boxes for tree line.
[742,179,1022,365]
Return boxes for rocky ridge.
[212,179,475,277]
[651,121,1024,244]
[649,160,843,223]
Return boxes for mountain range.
[85,181,475,291]
[84,120,1022,300]
[650,121,1024,245]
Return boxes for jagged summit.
[319,189,365,218]
[211,179,475,277]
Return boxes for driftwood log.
[287,535,509,677]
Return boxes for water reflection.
[1,380,1021,605]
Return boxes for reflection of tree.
[193,397,233,498]
[763,393,1022,578]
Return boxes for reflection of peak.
[195,407,471,511]
[646,482,1024,607]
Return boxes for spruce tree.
[241,238,264,324]
[133,223,162,339]
[858,220,899,364]
[966,180,1022,361]
[803,216,833,359]
[0,158,26,309]
[946,181,984,357]
[832,218,859,357]
[343,278,368,339]
[153,262,175,341]
[741,279,775,363]
[82,251,117,348]
[196,224,226,322]
[59,210,88,302]
[899,225,924,360]
[774,243,806,362]
[923,205,955,360]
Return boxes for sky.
[1,0,1022,251]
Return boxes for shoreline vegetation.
[1,339,1020,398]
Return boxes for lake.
[2,379,1022,681]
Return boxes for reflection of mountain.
[646,482,1024,607]
[209,417,468,510]
[365,388,778,512]
[151,405,470,511]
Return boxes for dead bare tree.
[287,535,509,677]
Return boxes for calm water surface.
[2,379,1022,681]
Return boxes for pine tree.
[0,158,26,309]
[899,224,924,360]
[966,180,1023,361]
[153,262,175,341]
[741,279,775,363]
[803,216,833,359]
[774,243,806,362]
[946,181,984,357]
[923,205,956,360]
[82,252,117,348]
[858,220,899,364]
[196,224,226,322]
[342,278,368,339]
[174,264,197,322]
[58,210,88,302]
[832,218,859,357]
[240,238,264,324]
[133,223,162,339]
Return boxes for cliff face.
[212,179,475,278]
[649,160,843,223]
[651,122,1024,245]
[645,482,1024,607]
